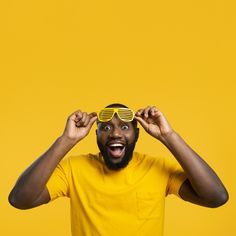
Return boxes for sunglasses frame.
[98,107,135,122]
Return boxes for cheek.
[125,132,136,144]
[97,133,108,144]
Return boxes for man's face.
[96,115,139,170]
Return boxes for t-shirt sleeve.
[165,157,188,198]
[46,157,70,201]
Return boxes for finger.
[69,110,82,122]
[83,111,97,127]
[73,110,82,117]
[144,106,151,118]
[76,112,87,127]
[135,108,144,116]
[134,116,148,129]
[81,112,88,123]
[83,114,91,127]
[87,115,98,129]
[80,112,98,127]
[150,106,158,116]
[88,112,97,118]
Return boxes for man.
[9,104,228,236]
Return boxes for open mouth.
[107,143,126,159]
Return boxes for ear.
[135,128,139,142]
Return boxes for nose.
[109,126,122,138]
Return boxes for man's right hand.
[62,110,97,144]
[8,109,97,210]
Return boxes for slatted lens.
[98,109,114,121]
[118,109,134,121]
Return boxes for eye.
[103,125,111,131]
[121,124,129,130]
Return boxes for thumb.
[87,113,98,129]
[135,116,148,130]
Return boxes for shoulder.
[65,153,102,169]
[132,152,165,169]
[133,152,181,173]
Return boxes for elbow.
[208,190,229,208]
[8,192,19,209]
[8,191,30,210]
[8,192,21,209]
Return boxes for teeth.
[109,143,124,147]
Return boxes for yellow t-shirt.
[46,152,187,236]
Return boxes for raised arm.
[135,106,229,208]
[8,110,97,209]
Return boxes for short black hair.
[104,103,137,129]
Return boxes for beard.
[97,138,137,170]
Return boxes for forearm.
[9,135,77,207]
[160,131,228,201]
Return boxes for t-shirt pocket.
[136,192,164,220]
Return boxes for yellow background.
[1,0,235,235]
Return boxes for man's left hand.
[135,106,174,141]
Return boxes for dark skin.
[8,106,228,209]
[135,106,228,207]
[96,116,139,164]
